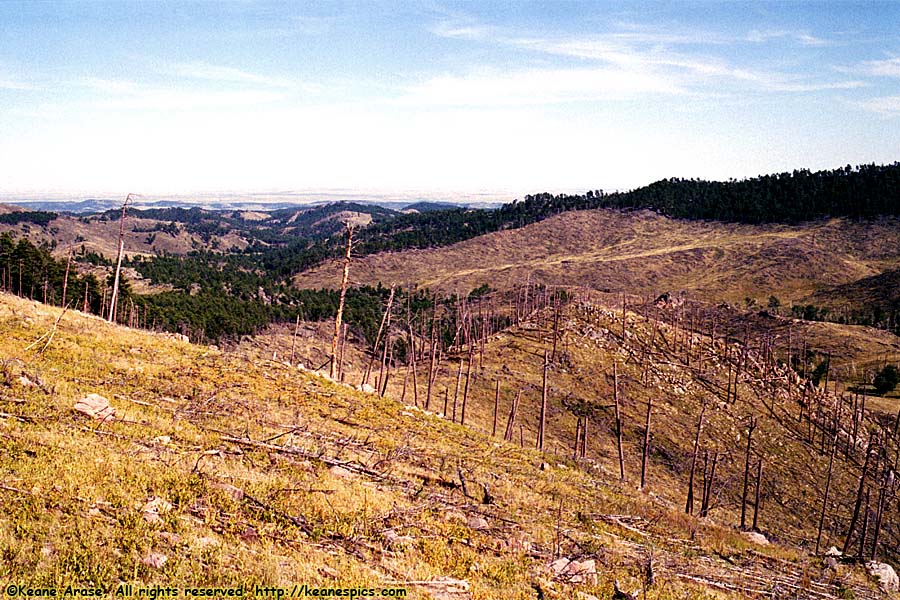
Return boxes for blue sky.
[1,1,898,200]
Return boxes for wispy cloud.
[858,95,900,116]
[746,29,830,47]
[856,57,900,78]
[398,66,682,107]
[512,35,861,95]
[430,21,492,40]
[167,61,294,87]
[78,76,285,111]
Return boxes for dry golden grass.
[294,210,900,306]
[3,291,889,598]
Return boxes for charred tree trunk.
[613,361,625,480]
[538,351,549,451]
[741,416,758,530]
[842,434,875,555]
[752,456,763,531]
[685,402,707,515]
[641,395,653,490]
[492,379,500,437]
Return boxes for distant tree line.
[261,162,900,276]
[0,211,58,227]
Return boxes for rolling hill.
[294,209,900,306]
[3,287,897,598]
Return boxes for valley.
[3,166,900,598]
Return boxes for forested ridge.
[3,162,899,342]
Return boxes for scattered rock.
[152,435,172,445]
[824,556,838,569]
[612,580,639,600]
[539,462,550,471]
[466,515,490,530]
[742,531,769,546]
[549,557,597,585]
[443,510,467,523]
[383,529,414,550]
[193,536,219,549]
[417,577,470,600]
[357,383,376,394]
[213,482,244,501]
[498,532,532,553]
[142,496,173,523]
[825,546,842,557]
[73,393,115,421]
[866,561,899,593]
[141,552,168,569]
[576,592,600,600]
[318,565,339,579]
[156,531,182,545]
[17,375,36,388]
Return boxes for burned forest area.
[3,167,900,599]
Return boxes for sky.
[1,1,899,201]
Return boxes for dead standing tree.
[108,193,135,323]
[330,223,354,380]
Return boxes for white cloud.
[166,61,295,88]
[515,35,861,95]
[397,66,682,107]
[430,20,493,40]
[857,57,900,78]
[746,29,829,47]
[858,95,900,116]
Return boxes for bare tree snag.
[752,456,762,531]
[641,395,653,490]
[815,419,839,555]
[452,359,463,422]
[331,223,353,379]
[871,464,888,560]
[700,451,718,518]
[842,433,875,555]
[504,390,521,442]
[460,350,473,425]
[741,416,758,530]
[338,323,347,382]
[363,285,394,385]
[492,379,500,437]
[613,361,625,480]
[290,313,300,366]
[442,387,449,418]
[61,245,73,308]
[538,350,549,451]
[685,401,707,514]
[857,489,870,561]
[406,314,419,406]
[580,416,588,459]
[108,193,133,323]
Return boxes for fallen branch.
[221,435,393,482]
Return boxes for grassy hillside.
[294,209,900,305]
[2,291,896,598]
